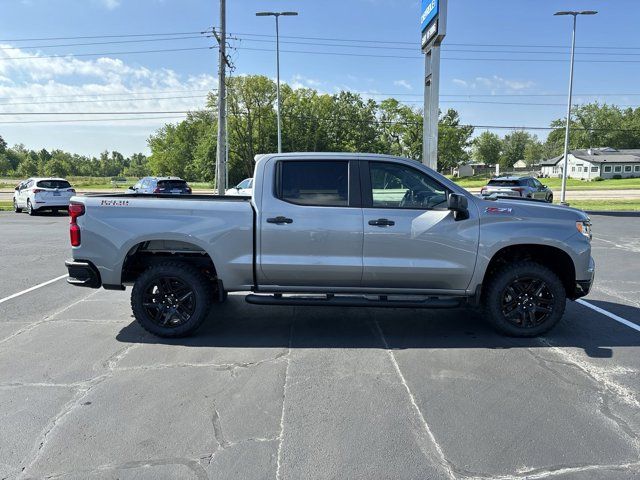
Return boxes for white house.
[540,147,640,180]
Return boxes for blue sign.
[421,0,438,33]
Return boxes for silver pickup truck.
[65,153,595,338]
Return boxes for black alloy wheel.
[501,277,554,329]
[131,261,212,338]
[482,261,566,337]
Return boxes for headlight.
[576,220,592,240]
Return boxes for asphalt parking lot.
[0,211,639,479]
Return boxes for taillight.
[69,203,85,247]
[68,188,76,193]
[186,187,192,193]
[32,188,43,194]
[481,187,487,195]
[511,187,525,195]
[153,188,162,193]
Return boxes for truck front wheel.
[482,261,566,337]
[131,261,212,338]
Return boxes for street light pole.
[256,11,298,154]
[555,10,597,205]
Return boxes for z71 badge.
[485,207,513,214]
[100,199,130,207]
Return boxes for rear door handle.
[368,218,395,227]
[267,216,293,224]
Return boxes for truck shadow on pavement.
[115,296,640,359]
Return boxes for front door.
[361,160,479,292]
[259,159,363,288]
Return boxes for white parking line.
[0,274,68,305]
[577,299,640,333]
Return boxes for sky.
[0,0,639,156]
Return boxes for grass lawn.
[0,201,13,211]
[561,199,640,212]
[449,175,640,191]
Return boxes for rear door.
[37,179,73,203]
[361,160,479,291]
[259,159,363,287]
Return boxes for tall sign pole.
[421,0,447,171]
[215,0,227,195]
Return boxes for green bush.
[593,176,604,182]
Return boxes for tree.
[500,130,532,168]
[0,134,7,154]
[438,109,474,171]
[472,131,502,165]
[523,135,545,166]
[377,98,423,159]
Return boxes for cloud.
[290,74,322,90]
[393,79,412,90]
[451,75,535,93]
[101,0,121,9]
[0,43,216,126]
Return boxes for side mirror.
[128,186,136,191]
[448,193,469,220]
[542,185,547,189]
[15,186,20,191]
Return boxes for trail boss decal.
[100,199,130,207]
[485,207,513,215]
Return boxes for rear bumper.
[65,259,102,288]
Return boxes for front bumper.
[65,259,102,288]
[573,257,595,299]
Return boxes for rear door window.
[37,180,71,189]
[277,161,349,207]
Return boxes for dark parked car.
[481,176,553,203]
[127,177,192,195]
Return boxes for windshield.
[36,180,72,189]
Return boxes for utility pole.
[256,11,298,154]
[215,0,227,195]
[554,10,597,205]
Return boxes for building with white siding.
[539,147,640,180]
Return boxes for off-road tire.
[131,261,212,338]
[482,261,566,337]
[13,200,22,213]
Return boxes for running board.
[245,294,462,309]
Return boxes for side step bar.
[245,294,462,309]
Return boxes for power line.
[0,31,205,42]
[0,46,212,61]
[0,35,208,50]
[0,94,209,106]
[0,115,187,125]
[0,88,214,101]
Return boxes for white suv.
[13,178,76,215]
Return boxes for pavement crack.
[469,460,640,479]
[275,313,295,480]
[0,291,98,346]
[211,404,229,450]
[372,319,457,480]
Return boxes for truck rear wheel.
[482,261,566,337]
[131,261,212,338]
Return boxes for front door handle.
[267,216,293,225]
[368,218,395,227]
